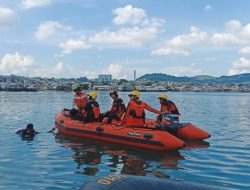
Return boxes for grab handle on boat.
[96,126,104,133]
[144,133,153,140]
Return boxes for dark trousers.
[100,111,119,124]
[70,108,95,122]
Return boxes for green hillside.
[137,73,250,84]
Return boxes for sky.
[1,0,250,79]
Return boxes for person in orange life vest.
[101,91,126,124]
[158,93,180,122]
[124,90,160,127]
[71,84,88,117]
[82,91,100,122]
[121,92,134,124]
[73,86,87,110]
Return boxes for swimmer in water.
[16,123,39,137]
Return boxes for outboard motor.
[164,114,180,124]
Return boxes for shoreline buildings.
[0,74,250,92]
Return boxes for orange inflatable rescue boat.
[55,109,185,151]
[146,114,210,140]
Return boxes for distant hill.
[137,73,250,84]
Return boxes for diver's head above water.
[16,123,38,138]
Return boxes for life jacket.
[93,102,100,119]
[110,98,126,115]
[161,100,180,115]
[125,100,146,127]
[74,92,87,109]
[84,100,100,121]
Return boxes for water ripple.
[1,91,250,189]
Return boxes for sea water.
[0,91,250,190]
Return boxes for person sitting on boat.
[101,91,126,124]
[158,93,180,122]
[82,91,100,122]
[123,90,160,127]
[71,84,88,117]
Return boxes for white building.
[98,74,112,83]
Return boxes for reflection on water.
[55,133,211,179]
[20,135,36,142]
[183,141,210,151]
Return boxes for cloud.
[239,46,250,54]
[240,24,250,39]
[112,5,146,25]
[205,57,217,61]
[105,63,134,79]
[34,21,72,41]
[90,27,158,47]
[32,62,98,78]
[0,7,18,30]
[33,62,73,78]
[204,5,212,11]
[168,26,207,47]
[33,5,164,49]
[142,18,165,28]
[211,33,242,45]
[211,20,250,46]
[151,20,250,58]
[51,62,70,76]
[228,57,250,75]
[106,64,123,79]
[21,0,52,9]
[166,66,203,77]
[0,53,98,78]
[152,20,250,58]
[0,52,35,75]
[60,37,91,54]
[88,5,164,48]
[151,26,206,56]
[80,71,97,79]
[151,48,189,56]
[225,20,242,31]
[49,62,71,77]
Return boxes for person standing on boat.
[121,91,135,124]
[101,91,126,124]
[158,93,180,122]
[71,84,88,117]
[124,90,160,127]
[82,91,100,122]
